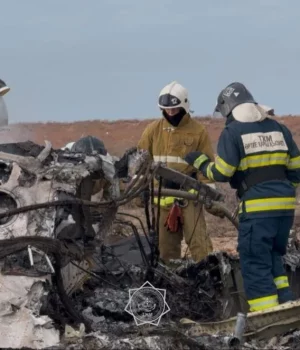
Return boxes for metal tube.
[234,312,247,342]
[223,336,241,348]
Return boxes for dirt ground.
[3,114,300,256]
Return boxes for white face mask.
[0,97,8,126]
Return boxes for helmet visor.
[158,94,181,109]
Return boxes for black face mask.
[163,108,186,127]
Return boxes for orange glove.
[164,202,184,233]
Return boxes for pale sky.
[2,0,300,123]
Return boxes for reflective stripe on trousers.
[248,294,279,312]
[274,275,289,289]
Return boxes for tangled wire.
[0,151,236,329]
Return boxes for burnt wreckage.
[0,142,300,349]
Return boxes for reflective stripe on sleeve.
[288,155,300,170]
[193,154,209,169]
[215,156,236,177]
[206,162,215,181]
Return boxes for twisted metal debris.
[3,143,300,349]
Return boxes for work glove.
[164,202,184,233]
[184,151,210,170]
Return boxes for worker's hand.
[204,205,225,218]
[184,151,210,170]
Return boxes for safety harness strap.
[237,165,287,198]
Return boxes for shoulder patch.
[241,131,288,155]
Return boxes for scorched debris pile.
[0,142,300,350]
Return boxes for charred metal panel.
[0,140,120,349]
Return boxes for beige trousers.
[158,200,213,263]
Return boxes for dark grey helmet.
[214,82,257,118]
[71,135,107,155]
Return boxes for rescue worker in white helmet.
[137,81,216,263]
[184,82,300,312]
[0,79,10,126]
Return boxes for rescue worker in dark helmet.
[184,82,300,312]
[137,81,216,263]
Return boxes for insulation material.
[0,307,60,349]
[0,274,60,349]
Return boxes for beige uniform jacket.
[137,113,215,184]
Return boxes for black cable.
[150,179,156,230]
[116,212,151,248]
[150,176,162,268]
[156,176,162,245]
[143,186,152,231]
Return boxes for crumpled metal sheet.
[98,154,117,184]
[0,307,60,349]
[0,274,60,349]
[0,143,121,349]
[61,259,92,296]
[0,162,65,239]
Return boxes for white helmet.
[0,97,8,126]
[0,79,10,97]
[158,81,190,114]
